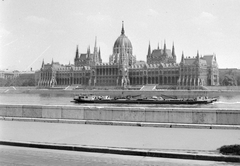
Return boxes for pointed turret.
[157,42,160,49]
[181,51,185,64]
[121,21,125,35]
[51,58,54,65]
[172,42,176,63]
[94,37,98,54]
[147,41,151,57]
[87,45,91,57]
[194,50,201,66]
[172,42,176,57]
[163,40,167,52]
[94,36,97,48]
[41,59,44,68]
[162,40,167,60]
[75,45,79,59]
[98,47,102,63]
[196,50,200,60]
[93,36,98,65]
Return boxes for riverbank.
[1,86,240,98]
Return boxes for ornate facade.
[37,22,219,89]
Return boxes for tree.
[221,75,237,86]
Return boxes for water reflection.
[0,93,240,109]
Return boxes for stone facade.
[37,23,219,89]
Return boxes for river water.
[0,93,240,109]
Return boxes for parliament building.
[37,22,219,89]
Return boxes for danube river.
[0,93,240,109]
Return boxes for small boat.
[73,94,217,105]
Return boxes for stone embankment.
[0,104,239,126]
[1,86,240,98]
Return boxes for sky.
[0,0,240,71]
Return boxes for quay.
[1,104,240,162]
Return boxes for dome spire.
[121,21,125,35]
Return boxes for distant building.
[0,70,20,79]
[37,22,219,89]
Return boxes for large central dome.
[109,22,136,66]
[113,22,132,52]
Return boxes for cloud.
[193,12,217,25]
[0,27,10,38]
[147,9,159,17]
[25,15,50,25]
[87,13,112,23]
[54,29,66,35]
[1,39,18,48]
[210,31,225,40]
[71,11,84,16]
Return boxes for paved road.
[1,120,240,152]
[0,145,238,166]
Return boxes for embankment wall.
[1,86,240,98]
[0,104,239,125]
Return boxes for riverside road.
[1,145,238,166]
[1,120,240,153]
[0,120,240,165]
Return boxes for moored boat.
[73,94,217,105]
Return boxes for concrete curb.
[1,116,240,130]
[0,140,239,163]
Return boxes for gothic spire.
[163,40,167,59]
[157,42,160,49]
[181,51,185,64]
[148,41,151,57]
[87,45,90,54]
[94,36,98,62]
[163,40,167,54]
[172,42,176,57]
[94,36,97,48]
[51,58,54,65]
[86,45,90,58]
[196,50,200,59]
[41,59,44,68]
[121,21,125,35]
[75,45,79,59]
[98,47,102,62]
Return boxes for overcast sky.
[1,0,240,71]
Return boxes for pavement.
[0,117,240,163]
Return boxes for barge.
[73,94,217,105]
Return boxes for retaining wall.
[0,104,239,125]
